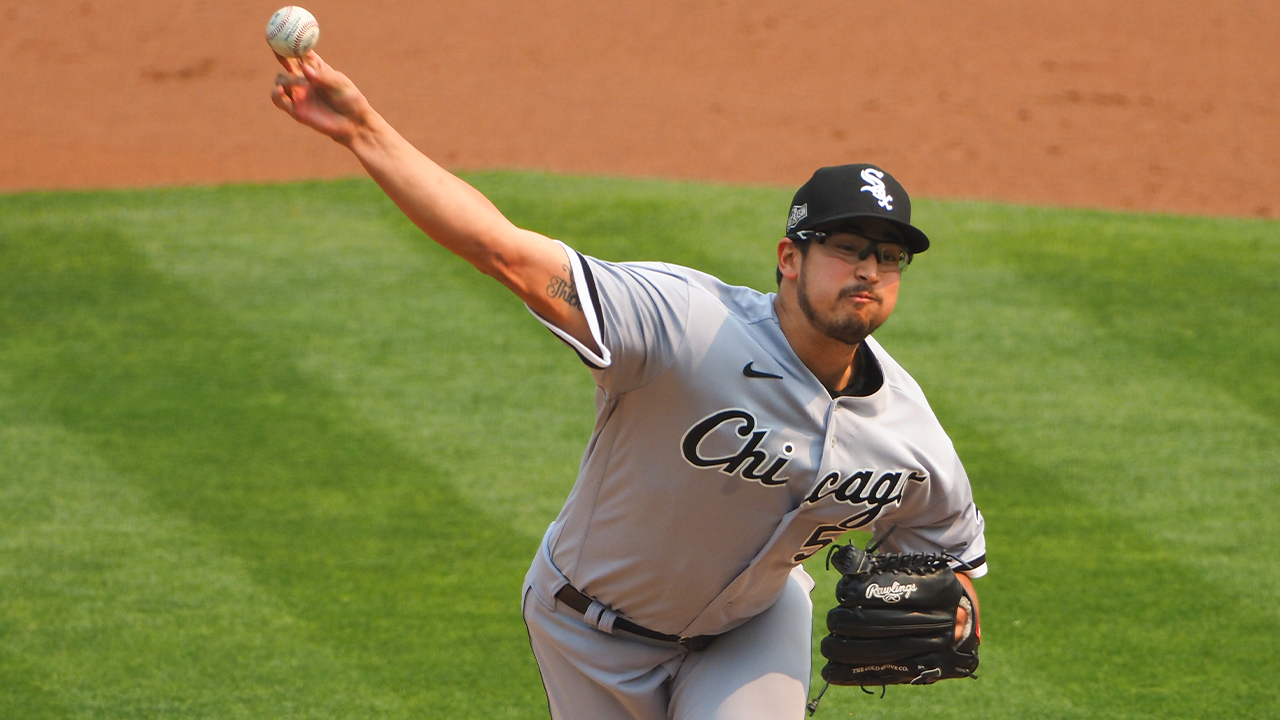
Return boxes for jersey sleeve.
[873,457,988,579]
[526,241,692,396]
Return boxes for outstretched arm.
[271,52,596,351]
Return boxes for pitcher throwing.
[273,50,986,719]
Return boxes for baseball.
[265,6,320,58]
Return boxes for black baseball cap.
[785,164,930,253]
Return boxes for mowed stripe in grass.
[1,175,1277,719]
[0,222,546,717]
[0,422,405,719]
[115,179,604,542]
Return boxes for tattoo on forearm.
[547,265,582,309]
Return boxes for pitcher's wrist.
[343,111,390,152]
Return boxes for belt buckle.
[679,635,713,652]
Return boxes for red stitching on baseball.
[292,20,317,54]
[268,7,294,40]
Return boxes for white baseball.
[265,6,320,58]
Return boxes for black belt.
[555,584,716,652]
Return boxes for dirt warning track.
[2,0,1276,217]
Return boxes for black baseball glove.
[818,543,979,688]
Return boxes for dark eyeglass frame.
[787,229,914,271]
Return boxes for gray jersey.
[526,243,986,639]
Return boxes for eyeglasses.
[789,230,913,272]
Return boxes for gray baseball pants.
[523,565,815,720]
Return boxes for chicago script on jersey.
[803,468,928,520]
[680,409,793,486]
[791,469,928,562]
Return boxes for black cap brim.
[814,211,931,254]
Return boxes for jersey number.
[792,523,849,563]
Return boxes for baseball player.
[273,52,986,719]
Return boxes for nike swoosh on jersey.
[742,362,784,379]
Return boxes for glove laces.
[805,681,829,716]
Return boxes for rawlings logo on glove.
[864,581,919,602]
[807,540,980,715]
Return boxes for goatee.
[797,277,882,346]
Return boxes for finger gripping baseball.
[818,548,979,687]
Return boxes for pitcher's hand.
[272,52,375,146]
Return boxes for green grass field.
[1,173,1277,718]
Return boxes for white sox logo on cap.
[859,168,894,211]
